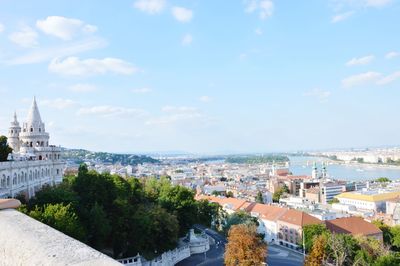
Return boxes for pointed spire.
[27,96,42,124]
[13,111,18,123]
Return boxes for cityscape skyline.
[1,0,400,153]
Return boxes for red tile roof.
[246,203,289,221]
[325,217,382,236]
[196,195,322,227]
[278,209,322,226]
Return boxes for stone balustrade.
[0,207,121,266]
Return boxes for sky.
[0,0,399,154]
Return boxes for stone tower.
[19,97,50,157]
[8,112,21,152]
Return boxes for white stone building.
[0,98,65,199]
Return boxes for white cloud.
[41,98,79,110]
[331,11,354,23]
[133,0,166,14]
[36,16,97,40]
[199,96,213,103]
[172,7,193,22]
[5,37,106,65]
[182,34,193,46]
[77,105,147,118]
[385,51,400,59]
[346,55,374,66]
[245,0,274,20]
[377,71,400,85]
[69,83,97,92]
[254,28,263,35]
[147,106,203,125]
[304,88,331,102]
[341,71,382,88]
[8,26,38,48]
[132,88,152,94]
[0,23,4,33]
[49,56,138,76]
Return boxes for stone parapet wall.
[0,209,121,266]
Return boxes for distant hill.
[63,148,160,165]
[225,154,289,164]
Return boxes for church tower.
[8,112,21,152]
[321,162,328,179]
[311,162,318,179]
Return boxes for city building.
[336,189,400,213]
[0,98,65,199]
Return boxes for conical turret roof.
[27,97,42,124]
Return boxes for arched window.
[39,155,43,160]
[30,127,33,132]
[39,128,41,132]
[11,130,13,134]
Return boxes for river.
[288,156,400,181]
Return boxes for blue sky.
[0,0,399,154]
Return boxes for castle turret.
[19,97,49,150]
[8,112,21,152]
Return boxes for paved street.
[177,225,304,266]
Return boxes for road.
[177,224,304,266]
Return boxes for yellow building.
[336,190,400,213]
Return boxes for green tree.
[372,220,393,246]
[353,249,372,266]
[0,135,13,162]
[255,191,264,203]
[272,184,289,203]
[196,199,220,228]
[390,225,400,249]
[223,210,259,235]
[373,253,400,266]
[305,235,327,266]
[376,177,391,183]
[158,185,198,236]
[327,233,359,266]
[226,191,234,198]
[29,203,85,241]
[303,224,330,252]
[29,183,78,209]
[87,203,111,249]
[328,198,340,204]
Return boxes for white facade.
[0,98,65,199]
[257,218,279,243]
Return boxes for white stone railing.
[119,230,210,266]
[0,160,63,169]
[118,245,191,266]
[0,209,121,266]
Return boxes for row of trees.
[304,224,400,266]
[19,164,220,259]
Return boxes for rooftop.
[325,217,382,236]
